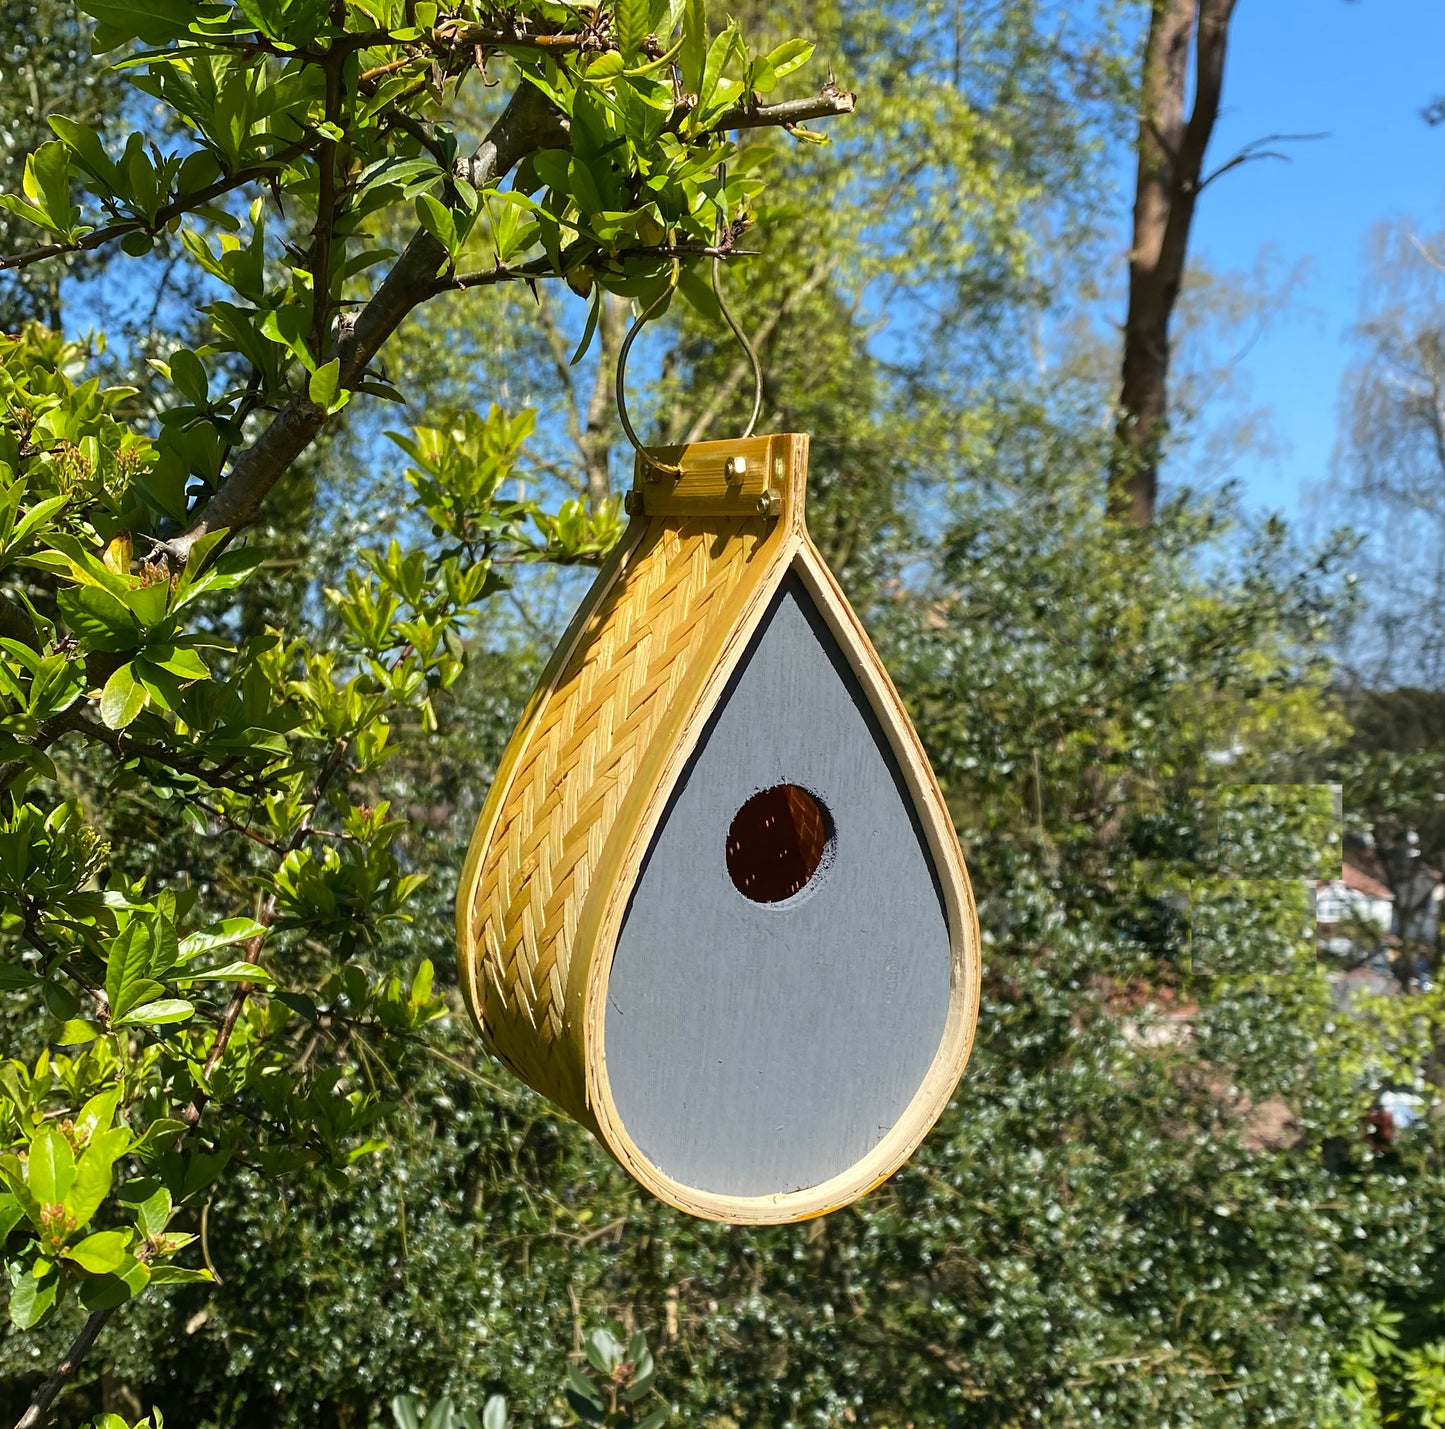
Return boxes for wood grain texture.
[634,434,776,515]
[456,433,980,1223]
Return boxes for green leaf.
[482,1396,507,1429]
[75,1089,121,1144]
[700,22,740,111]
[147,1264,213,1285]
[174,961,272,985]
[53,1018,99,1047]
[67,1115,130,1225]
[27,1126,75,1204]
[421,1398,455,1429]
[114,999,195,1027]
[143,644,210,680]
[259,307,315,370]
[616,0,649,60]
[392,1396,423,1429]
[177,918,266,961]
[105,921,154,1017]
[272,991,319,1022]
[8,1269,57,1329]
[566,1363,605,1411]
[0,1154,36,1216]
[47,116,119,193]
[677,261,724,323]
[586,52,626,80]
[42,979,79,1021]
[77,1252,149,1310]
[570,288,603,365]
[414,194,457,256]
[309,358,341,410]
[68,1142,121,1226]
[680,0,706,95]
[75,0,198,46]
[22,141,79,236]
[128,1119,185,1159]
[0,1192,22,1243]
[65,1229,131,1274]
[6,495,67,554]
[57,585,140,651]
[167,348,209,406]
[100,662,147,729]
[586,1326,622,1373]
[764,38,814,82]
[125,1183,170,1239]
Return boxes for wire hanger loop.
[615,251,764,476]
[710,252,764,440]
[615,260,684,477]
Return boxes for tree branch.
[1109,0,1237,525]
[0,143,307,275]
[0,705,88,796]
[1196,130,1326,194]
[158,83,568,567]
[309,54,346,357]
[12,1305,115,1429]
[155,77,856,568]
[706,87,857,133]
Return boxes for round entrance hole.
[725,784,834,904]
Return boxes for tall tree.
[0,3,846,1424]
[1333,220,1445,690]
[1111,0,1238,525]
[0,0,123,330]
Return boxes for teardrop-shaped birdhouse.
[457,434,979,1223]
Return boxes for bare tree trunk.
[1111,0,1238,525]
[580,292,627,510]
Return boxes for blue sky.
[1178,0,1445,516]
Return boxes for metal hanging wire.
[615,248,764,475]
[710,251,764,439]
[615,259,684,477]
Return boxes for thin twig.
[199,1201,222,1285]
[0,144,307,275]
[1196,130,1327,194]
[13,1308,115,1429]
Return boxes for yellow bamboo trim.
[456,433,980,1223]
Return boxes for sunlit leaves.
[0,0,830,1402]
[0,327,547,1361]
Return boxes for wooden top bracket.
[628,433,807,523]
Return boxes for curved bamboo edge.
[457,431,979,1224]
[583,490,981,1224]
[456,435,802,1126]
[454,520,645,1123]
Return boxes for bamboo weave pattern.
[467,512,769,1112]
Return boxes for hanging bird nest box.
[457,433,979,1223]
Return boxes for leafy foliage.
[3,3,1441,1429]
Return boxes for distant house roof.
[1342,862,1394,901]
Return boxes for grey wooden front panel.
[603,572,952,1198]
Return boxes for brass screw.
[724,455,747,483]
[756,489,782,518]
